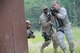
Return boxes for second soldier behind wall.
[39,6,59,53]
[26,20,35,39]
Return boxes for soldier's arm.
[51,16,56,22]
[57,7,67,19]
[40,17,51,28]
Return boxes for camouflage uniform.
[55,7,74,53]
[39,12,59,53]
[26,20,35,39]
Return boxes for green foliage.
[24,0,53,29]
[24,0,80,30]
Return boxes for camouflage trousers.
[40,30,59,53]
[56,26,74,53]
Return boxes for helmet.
[42,6,48,10]
[26,20,31,24]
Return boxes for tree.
[24,0,80,30]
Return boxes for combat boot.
[63,49,67,53]
[70,51,74,53]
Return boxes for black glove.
[50,8,59,16]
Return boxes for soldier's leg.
[40,40,51,53]
[40,32,51,53]
[52,35,59,53]
[56,31,67,53]
[64,28,74,53]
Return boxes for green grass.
[72,27,80,41]
[28,27,80,53]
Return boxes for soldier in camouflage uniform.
[39,6,59,53]
[26,20,35,39]
[51,1,74,53]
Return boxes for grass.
[72,27,80,41]
[28,27,80,53]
